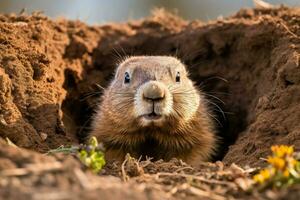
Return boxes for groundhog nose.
[143,81,165,102]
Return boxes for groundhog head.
[106,56,200,128]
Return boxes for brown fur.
[91,56,217,165]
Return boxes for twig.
[33,191,71,200]
[74,168,95,190]
[175,166,194,173]
[45,145,79,155]
[157,172,236,188]
[121,154,130,182]
[277,20,298,38]
[270,18,298,38]
[0,162,62,176]
[188,186,227,200]
[167,183,226,200]
[259,157,267,161]
[5,137,18,148]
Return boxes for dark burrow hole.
[63,78,247,162]
[61,56,249,163]
[61,24,275,162]
[193,78,249,161]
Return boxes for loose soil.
[0,6,299,200]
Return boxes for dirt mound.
[1,139,300,200]
[0,6,300,199]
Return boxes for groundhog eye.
[176,72,180,82]
[124,72,130,84]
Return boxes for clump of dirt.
[0,6,300,200]
[0,13,72,151]
[0,139,163,200]
[1,140,299,200]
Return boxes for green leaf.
[89,136,98,148]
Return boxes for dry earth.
[0,6,300,200]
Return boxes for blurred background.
[0,0,299,24]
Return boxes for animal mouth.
[142,112,162,120]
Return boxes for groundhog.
[91,56,217,165]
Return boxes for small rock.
[40,132,48,141]
[215,161,224,171]
[0,115,7,125]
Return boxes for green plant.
[47,137,106,173]
[78,137,106,173]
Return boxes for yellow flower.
[253,145,299,187]
[253,174,265,184]
[290,158,297,167]
[267,156,286,170]
[253,169,273,183]
[271,145,294,157]
[283,169,290,177]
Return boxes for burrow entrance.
[60,8,300,166]
[0,9,299,167]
